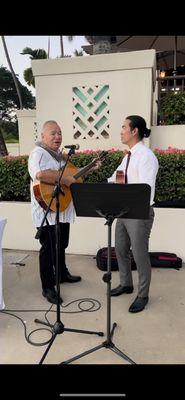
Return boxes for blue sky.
[0,36,89,95]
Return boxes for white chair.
[0,218,7,309]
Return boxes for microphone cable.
[0,297,102,347]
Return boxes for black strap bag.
[149,252,182,270]
[95,247,137,271]
[95,248,182,271]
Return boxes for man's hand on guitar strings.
[61,175,77,187]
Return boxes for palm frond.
[21,47,48,59]
[20,47,35,58]
[23,68,35,87]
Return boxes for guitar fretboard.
[73,159,98,179]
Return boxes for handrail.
[157,74,185,81]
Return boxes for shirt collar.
[130,141,144,155]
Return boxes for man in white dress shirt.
[28,120,100,305]
[110,115,159,313]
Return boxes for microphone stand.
[34,147,104,364]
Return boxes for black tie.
[125,151,131,184]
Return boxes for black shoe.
[60,271,82,283]
[110,285,134,296]
[129,296,149,313]
[42,288,63,305]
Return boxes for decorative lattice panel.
[72,85,110,140]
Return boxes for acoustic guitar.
[116,170,125,184]
[33,150,108,212]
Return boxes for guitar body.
[116,170,125,184]
[33,162,83,212]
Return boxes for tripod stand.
[60,182,151,364]
[34,149,104,364]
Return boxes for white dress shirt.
[108,141,159,205]
[28,147,75,227]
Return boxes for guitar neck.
[73,159,97,180]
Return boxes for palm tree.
[1,36,23,109]
[1,36,23,155]
[59,36,75,57]
[21,47,48,88]
[0,126,8,156]
[47,36,50,59]
[60,36,64,57]
[85,36,115,54]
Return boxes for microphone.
[64,144,80,150]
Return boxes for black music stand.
[60,183,151,364]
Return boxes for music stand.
[60,183,151,364]
[34,150,104,365]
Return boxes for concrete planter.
[150,125,185,151]
[0,201,39,251]
[0,201,185,261]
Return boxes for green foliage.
[0,66,36,121]
[23,68,35,87]
[1,120,19,141]
[0,66,36,141]
[21,47,48,88]
[0,156,30,201]
[160,91,185,125]
[154,152,185,202]
[0,150,185,205]
[74,50,83,56]
[0,151,124,201]
[0,128,8,155]
[20,48,48,59]
[70,150,124,183]
[5,138,19,143]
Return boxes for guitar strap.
[35,141,66,163]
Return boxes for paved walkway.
[1,249,185,364]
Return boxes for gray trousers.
[115,207,155,298]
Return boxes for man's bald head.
[41,120,59,133]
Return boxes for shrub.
[160,91,185,125]
[0,155,30,201]
[70,149,124,183]
[154,147,185,203]
[0,150,124,201]
[0,147,185,205]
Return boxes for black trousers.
[38,222,70,290]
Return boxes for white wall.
[1,202,185,261]
[150,208,185,260]
[0,203,39,251]
[7,110,36,156]
[150,125,185,150]
[15,117,185,157]
[17,110,37,155]
[68,209,185,261]
[32,50,155,152]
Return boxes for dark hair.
[126,115,151,139]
